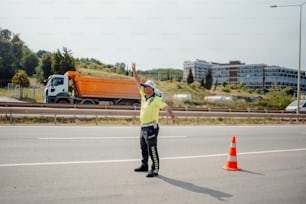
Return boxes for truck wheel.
[81,99,95,105]
[132,102,140,106]
[58,99,69,104]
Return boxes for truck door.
[45,75,68,103]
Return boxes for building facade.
[264,66,306,93]
[183,59,306,94]
[183,59,213,82]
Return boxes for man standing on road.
[132,63,177,178]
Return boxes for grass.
[2,81,45,103]
[77,67,131,79]
[1,115,304,125]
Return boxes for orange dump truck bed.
[65,71,140,100]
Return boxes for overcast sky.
[0,0,305,70]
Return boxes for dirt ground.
[0,96,24,103]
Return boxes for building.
[183,59,306,94]
[264,66,306,93]
[183,59,213,82]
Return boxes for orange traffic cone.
[223,136,241,171]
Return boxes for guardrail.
[0,102,303,113]
[0,106,305,125]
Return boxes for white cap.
[141,80,156,89]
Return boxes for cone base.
[223,165,241,171]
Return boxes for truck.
[44,71,140,105]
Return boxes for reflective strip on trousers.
[151,146,159,170]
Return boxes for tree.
[11,34,24,66]
[259,87,292,110]
[0,28,15,80]
[138,68,183,81]
[204,68,213,90]
[61,47,76,73]
[0,28,27,81]
[214,78,218,91]
[52,47,76,74]
[125,65,130,76]
[36,50,50,58]
[0,40,15,79]
[284,87,294,96]
[114,62,126,75]
[187,68,194,84]
[52,49,63,74]
[41,53,52,80]
[0,29,12,41]
[200,78,205,87]
[167,69,170,81]
[21,53,39,76]
[11,70,30,98]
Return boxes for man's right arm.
[132,63,141,91]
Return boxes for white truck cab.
[44,74,69,103]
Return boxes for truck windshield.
[51,77,64,87]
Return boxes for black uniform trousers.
[140,124,160,171]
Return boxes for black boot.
[134,165,148,172]
[146,169,158,177]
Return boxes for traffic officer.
[132,63,177,177]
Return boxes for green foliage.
[0,39,15,79]
[256,89,262,94]
[114,62,126,75]
[0,28,23,80]
[77,58,103,66]
[0,29,12,40]
[21,53,39,76]
[222,86,231,93]
[177,84,183,89]
[284,87,294,96]
[11,70,30,98]
[200,78,205,87]
[248,89,254,94]
[11,35,23,63]
[52,47,76,74]
[36,50,51,58]
[0,28,40,81]
[138,68,183,82]
[187,68,194,84]
[257,88,293,110]
[238,82,245,89]
[12,70,30,87]
[204,68,213,90]
[39,53,53,82]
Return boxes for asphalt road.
[0,125,306,204]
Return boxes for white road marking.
[1,148,306,167]
[163,148,306,160]
[37,136,187,140]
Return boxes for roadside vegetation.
[1,114,303,126]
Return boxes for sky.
[0,0,306,70]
